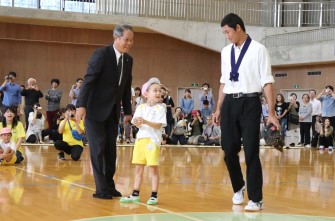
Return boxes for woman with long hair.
[0,106,25,163]
[275,94,289,143]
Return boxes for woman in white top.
[26,103,45,143]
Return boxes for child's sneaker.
[319,145,325,150]
[147,197,158,205]
[119,195,140,203]
[232,185,245,205]
[328,146,334,151]
[244,200,263,211]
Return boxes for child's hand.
[133,117,144,127]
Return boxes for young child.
[0,127,17,165]
[120,77,166,205]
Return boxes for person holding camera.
[69,78,83,106]
[0,71,21,116]
[316,85,335,131]
[199,83,215,112]
[318,118,334,151]
[170,107,188,145]
[54,104,84,161]
[21,78,43,130]
[25,103,45,143]
[187,110,204,145]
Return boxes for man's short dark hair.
[220,13,246,32]
[309,89,316,94]
[326,85,334,91]
[8,71,16,78]
[51,79,60,85]
[203,100,209,105]
[76,78,83,82]
[202,83,210,88]
[66,104,76,111]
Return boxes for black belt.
[227,92,261,99]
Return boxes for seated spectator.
[201,100,212,125]
[25,103,45,143]
[311,115,322,148]
[0,128,16,165]
[54,104,85,161]
[319,118,333,150]
[198,116,221,146]
[171,107,188,145]
[0,106,25,163]
[188,110,203,144]
[42,108,65,143]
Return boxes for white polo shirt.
[220,39,274,94]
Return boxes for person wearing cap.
[199,83,215,112]
[213,13,279,211]
[54,104,85,161]
[0,106,25,163]
[76,24,134,200]
[120,77,166,205]
[0,127,17,165]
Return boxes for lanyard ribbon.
[230,35,252,82]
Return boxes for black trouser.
[319,135,334,148]
[54,140,83,161]
[311,132,319,147]
[24,105,34,130]
[26,134,38,143]
[221,95,262,202]
[311,115,317,135]
[85,106,119,195]
[300,122,312,145]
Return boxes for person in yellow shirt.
[0,106,26,163]
[55,104,85,161]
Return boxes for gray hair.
[113,24,133,38]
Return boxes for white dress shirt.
[220,39,274,94]
[310,98,322,116]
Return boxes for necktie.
[117,55,123,85]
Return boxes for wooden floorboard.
[1,145,335,220]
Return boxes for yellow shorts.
[1,155,17,165]
[132,138,160,166]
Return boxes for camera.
[326,88,330,93]
[5,75,12,80]
[68,113,75,118]
[34,106,42,110]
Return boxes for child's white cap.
[141,77,160,97]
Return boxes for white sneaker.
[232,186,245,205]
[328,146,334,151]
[319,145,325,149]
[244,200,263,211]
[296,143,302,147]
[304,144,311,148]
[147,197,158,205]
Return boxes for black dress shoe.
[111,189,122,197]
[92,193,113,199]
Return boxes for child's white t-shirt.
[0,140,16,151]
[132,103,167,145]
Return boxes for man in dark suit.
[76,24,134,199]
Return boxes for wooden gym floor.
[1,144,335,221]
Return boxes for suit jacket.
[77,45,133,121]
